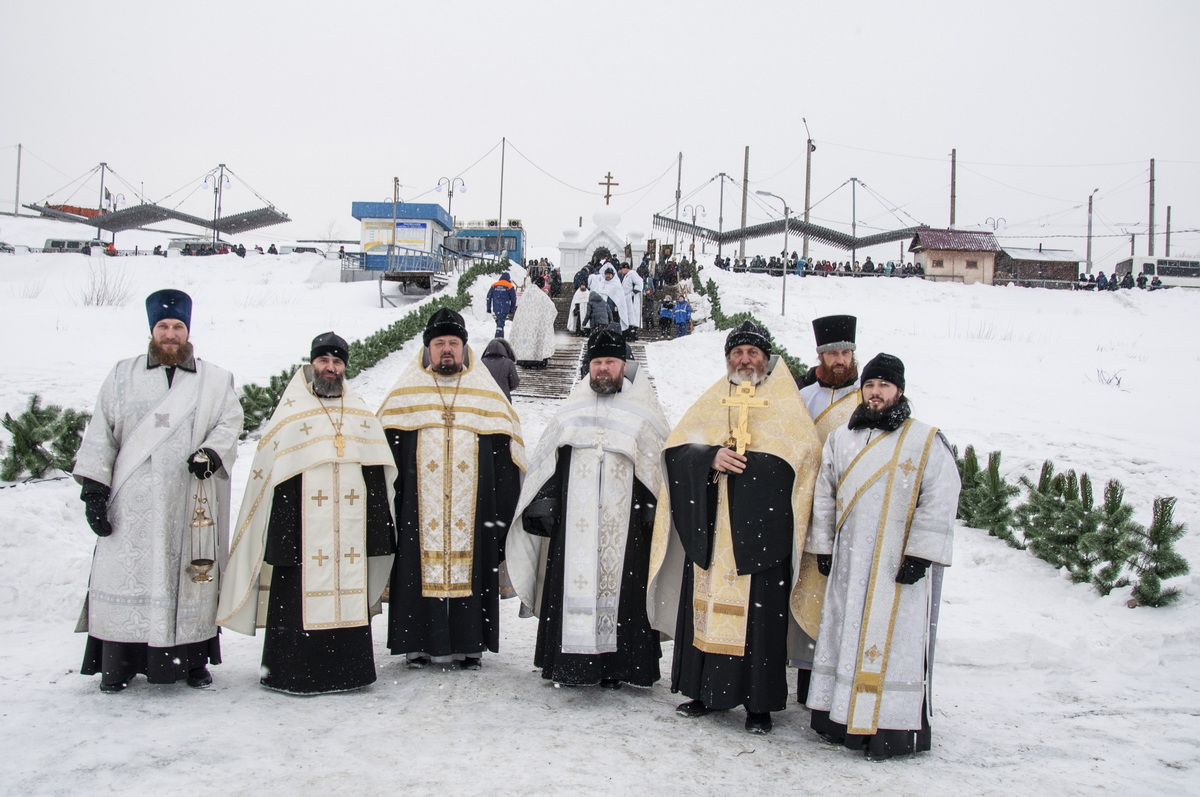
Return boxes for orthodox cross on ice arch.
[599,172,619,205]
[719,382,770,455]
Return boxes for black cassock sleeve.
[521,447,571,538]
[264,475,303,566]
[664,445,722,569]
[363,464,396,557]
[664,444,796,576]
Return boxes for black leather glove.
[187,448,222,480]
[80,478,113,537]
[522,497,560,537]
[816,554,833,577]
[895,556,932,585]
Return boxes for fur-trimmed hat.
[860,352,905,390]
[724,320,772,358]
[812,314,857,353]
[423,308,469,346]
[145,289,192,330]
[310,331,349,364]
[586,327,627,363]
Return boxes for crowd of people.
[74,289,960,762]
[715,253,926,278]
[1082,270,1164,291]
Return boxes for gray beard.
[312,373,344,397]
[726,366,765,386]
[590,375,622,394]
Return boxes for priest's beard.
[727,359,767,386]
[150,339,193,367]
[312,372,344,398]
[432,361,464,376]
[849,395,911,431]
[590,374,622,394]
[817,357,857,386]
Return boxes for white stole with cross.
[218,367,397,635]
[830,418,940,735]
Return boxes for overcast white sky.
[1,0,1196,269]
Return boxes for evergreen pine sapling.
[968,450,1021,548]
[1015,460,1063,559]
[1079,478,1140,596]
[1128,496,1190,608]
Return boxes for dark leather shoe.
[460,657,482,671]
[99,680,127,694]
[599,678,622,690]
[186,667,212,688]
[676,699,711,718]
[406,655,432,670]
[745,711,773,734]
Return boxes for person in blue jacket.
[672,295,692,338]
[486,272,518,337]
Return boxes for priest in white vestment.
[74,289,243,692]
[507,328,670,688]
[805,353,961,760]
[508,280,558,367]
[618,263,644,333]
[218,333,397,694]
[587,264,632,332]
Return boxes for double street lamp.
[755,190,790,316]
[437,177,466,224]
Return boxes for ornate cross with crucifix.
[719,382,770,455]
[598,171,619,205]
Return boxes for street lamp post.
[1086,188,1099,274]
[437,177,466,226]
[755,190,790,316]
[802,118,815,261]
[683,203,706,265]
[203,164,229,246]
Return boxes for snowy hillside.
[0,219,1197,794]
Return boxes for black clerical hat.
[310,331,349,364]
[812,314,857,353]
[724,320,772,357]
[145,289,192,330]
[423,308,469,346]
[860,353,905,390]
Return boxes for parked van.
[43,239,106,254]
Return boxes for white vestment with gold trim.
[804,418,959,732]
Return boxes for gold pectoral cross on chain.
[442,409,455,426]
[334,433,345,457]
[719,381,770,455]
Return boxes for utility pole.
[1166,205,1172,256]
[1148,158,1156,256]
[739,146,749,260]
[1130,233,1136,256]
[13,144,21,216]
[496,137,506,261]
[390,177,398,271]
[672,152,682,255]
[98,163,108,244]
[803,118,814,260]
[949,148,957,227]
[717,172,728,260]
[1086,188,1099,274]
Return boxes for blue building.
[446,219,526,265]
[350,202,454,272]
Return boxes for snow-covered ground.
[0,216,1197,795]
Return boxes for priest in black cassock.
[377,309,525,670]
[218,333,398,695]
[507,328,670,688]
[647,321,821,734]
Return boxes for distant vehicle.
[1113,256,1200,289]
[279,245,324,256]
[167,237,212,254]
[43,238,107,254]
[0,242,14,254]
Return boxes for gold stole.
[793,388,861,637]
[835,419,939,735]
[691,475,751,655]
[416,425,479,598]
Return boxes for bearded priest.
[507,328,670,689]
[218,332,397,695]
[377,308,526,671]
[805,353,960,760]
[648,321,821,734]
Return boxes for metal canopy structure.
[652,214,924,252]
[24,201,289,235]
